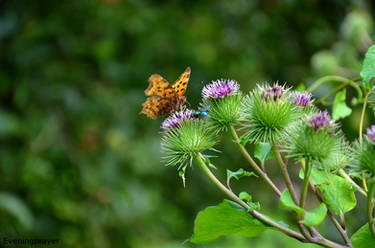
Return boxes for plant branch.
[338,169,367,197]
[194,152,349,248]
[273,144,299,203]
[193,152,305,241]
[300,160,311,209]
[229,126,281,196]
[359,92,370,148]
[307,75,362,102]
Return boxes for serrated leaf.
[279,190,327,226]
[239,192,252,202]
[302,203,327,226]
[350,221,375,247]
[254,142,274,164]
[190,200,269,244]
[239,192,260,211]
[360,45,375,84]
[227,168,257,182]
[332,89,352,120]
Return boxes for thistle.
[202,79,239,100]
[282,111,347,170]
[161,109,218,183]
[161,109,196,131]
[241,84,300,144]
[292,92,313,107]
[350,126,375,180]
[201,79,242,132]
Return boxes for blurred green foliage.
[0,0,374,247]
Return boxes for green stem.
[367,182,375,238]
[307,75,362,102]
[192,152,305,241]
[338,169,367,197]
[300,160,312,209]
[359,92,370,148]
[229,126,281,196]
[314,82,350,105]
[273,144,299,204]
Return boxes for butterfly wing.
[140,96,175,119]
[144,74,178,98]
[172,67,190,97]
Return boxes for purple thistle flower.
[262,85,284,101]
[308,111,332,132]
[366,125,375,142]
[202,79,239,100]
[293,92,312,107]
[161,109,195,131]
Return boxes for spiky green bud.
[282,113,348,171]
[240,84,300,144]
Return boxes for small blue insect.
[193,110,209,119]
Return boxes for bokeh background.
[0,0,374,247]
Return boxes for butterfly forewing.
[172,67,191,97]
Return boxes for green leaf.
[332,89,352,121]
[190,200,269,244]
[351,221,375,247]
[239,192,260,211]
[300,168,356,215]
[254,142,274,164]
[302,203,327,226]
[227,168,257,182]
[279,190,327,226]
[299,167,328,185]
[360,45,375,84]
[0,192,34,230]
[279,189,305,217]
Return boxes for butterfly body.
[140,67,190,119]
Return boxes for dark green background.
[0,0,374,247]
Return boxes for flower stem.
[307,75,362,102]
[273,144,299,204]
[300,160,311,209]
[359,92,370,148]
[192,152,305,241]
[367,182,375,238]
[229,126,281,196]
[338,169,367,197]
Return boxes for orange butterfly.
[140,67,191,119]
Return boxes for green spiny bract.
[282,116,348,171]
[240,85,301,144]
[161,120,218,170]
[202,93,242,133]
[350,137,375,180]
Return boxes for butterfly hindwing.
[140,96,175,120]
[172,67,190,97]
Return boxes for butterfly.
[140,67,191,119]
